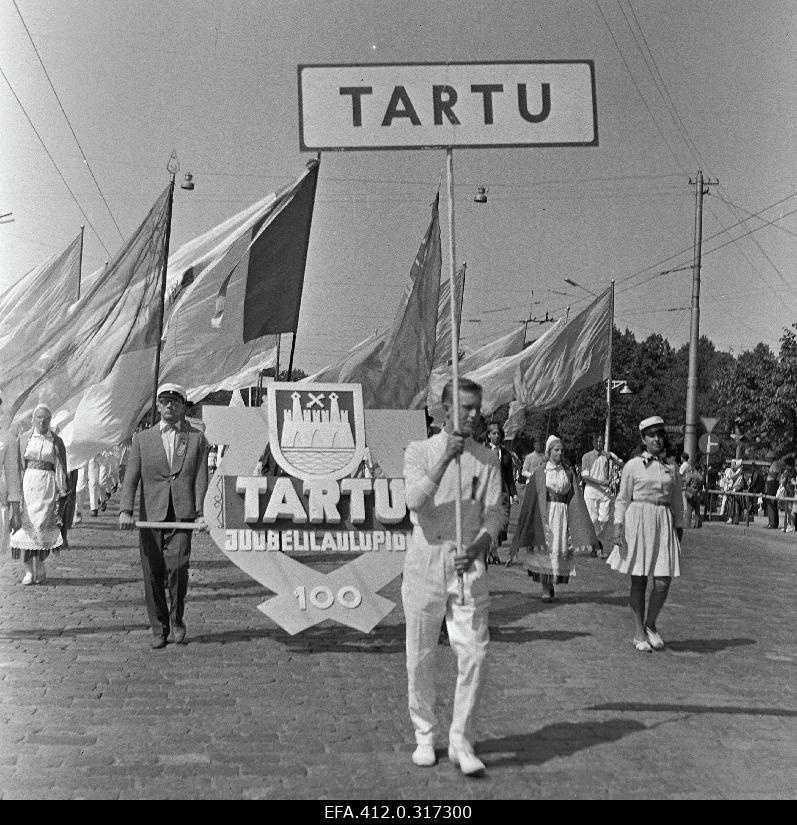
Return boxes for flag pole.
[76,225,84,301]
[446,148,465,607]
[287,154,322,379]
[604,279,615,453]
[150,155,177,426]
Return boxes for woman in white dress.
[510,435,596,602]
[607,416,684,652]
[10,403,69,585]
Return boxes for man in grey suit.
[119,383,209,649]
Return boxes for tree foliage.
[501,324,794,465]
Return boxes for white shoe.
[448,742,485,776]
[21,572,34,586]
[411,744,437,767]
[645,627,665,651]
[632,637,653,652]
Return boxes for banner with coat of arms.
[203,383,426,634]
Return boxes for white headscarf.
[545,435,562,456]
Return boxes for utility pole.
[684,170,718,464]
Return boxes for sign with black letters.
[298,61,597,150]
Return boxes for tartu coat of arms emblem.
[267,383,366,482]
[203,382,425,635]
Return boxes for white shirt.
[614,453,685,528]
[403,430,504,547]
[159,420,179,467]
[545,460,571,494]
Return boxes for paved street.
[1,494,796,800]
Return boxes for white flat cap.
[157,382,187,402]
[639,415,665,433]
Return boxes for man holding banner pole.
[401,377,504,776]
[119,383,209,650]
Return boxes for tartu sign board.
[298,61,597,150]
[203,384,426,635]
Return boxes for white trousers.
[106,454,119,488]
[401,538,489,749]
[0,503,9,555]
[584,487,613,542]
[87,457,107,511]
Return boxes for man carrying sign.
[401,378,504,776]
[119,383,209,649]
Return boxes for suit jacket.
[120,421,209,521]
[488,444,517,498]
[510,463,597,553]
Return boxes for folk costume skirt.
[10,467,63,562]
[606,500,681,578]
[524,500,574,584]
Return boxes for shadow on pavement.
[190,579,267,593]
[489,590,547,622]
[489,627,591,644]
[42,577,141,587]
[589,701,797,717]
[552,590,629,607]
[478,719,647,767]
[190,559,240,571]
[192,623,406,654]
[666,638,756,654]
[0,623,150,639]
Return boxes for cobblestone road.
[1,495,796,800]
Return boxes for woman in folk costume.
[607,416,684,653]
[10,403,69,585]
[509,435,597,602]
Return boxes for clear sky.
[1,0,795,375]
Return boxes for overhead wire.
[0,64,110,256]
[199,171,685,187]
[593,1,774,343]
[614,190,797,295]
[622,1,791,296]
[593,0,685,174]
[622,1,711,173]
[11,0,125,243]
[709,192,797,241]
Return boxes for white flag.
[14,187,172,468]
[423,323,527,416]
[0,231,83,411]
[514,287,612,409]
[158,162,318,402]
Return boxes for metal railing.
[701,489,797,533]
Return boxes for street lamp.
[563,277,598,297]
[608,379,632,395]
[605,378,633,450]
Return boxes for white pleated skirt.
[606,501,681,578]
